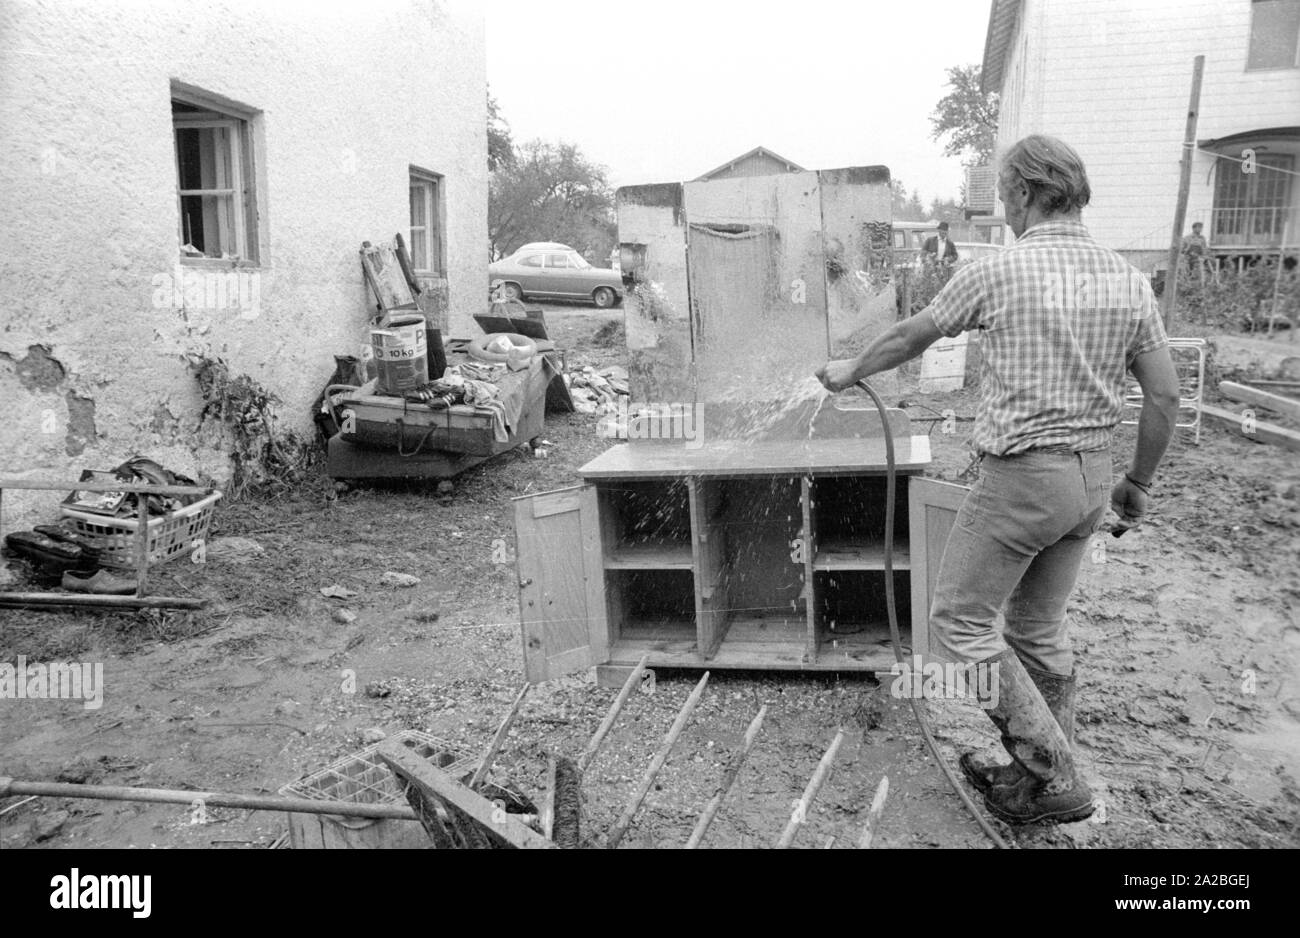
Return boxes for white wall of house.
[0,0,486,515]
[993,0,1300,263]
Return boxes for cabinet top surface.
[579,436,932,479]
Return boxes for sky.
[485,0,993,204]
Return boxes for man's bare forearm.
[1130,393,1177,483]
[848,321,926,382]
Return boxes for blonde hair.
[999,135,1092,215]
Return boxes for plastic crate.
[59,490,221,571]
[278,730,473,849]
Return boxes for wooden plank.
[857,775,890,849]
[0,593,205,611]
[0,479,213,496]
[1220,381,1300,422]
[578,437,931,480]
[616,184,694,404]
[580,485,610,668]
[802,476,818,663]
[604,638,897,673]
[468,683,530,790]
[813,541,912,571]
[376,740,555,849]
[690,478,728,658]
[513,486,595,682]
[604,672,710,848]
[685,172,829,407]
[134,497,149,599]
[818,166,895,361]
[908,477,969,663]
[0,777,417,821]
[603,544,694,569]
[578,654,649,773]
[1159,55,1204,327]
[1203,403,1300,453]
[685,704,767,848]
[775,728,845,849]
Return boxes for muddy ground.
[2,307,1298,849]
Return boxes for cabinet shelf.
[515,451,969,682]
[605,543,695,569]
[812,539,911,571]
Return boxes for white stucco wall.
[993,0,1300,260]
[0,0,486,519]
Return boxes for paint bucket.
[371,314,428,395]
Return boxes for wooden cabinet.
[514,437,970,683]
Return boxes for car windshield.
[568,252,591,269]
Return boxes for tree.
[927,196,963,226]
[489,139,617,263]
[487,90,514,173]
[892,179,928,222]
[929,64,1000,164]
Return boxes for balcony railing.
[1210,205,1296,248]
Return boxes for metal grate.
[1122,337,1207,443]
[279,730,473,806]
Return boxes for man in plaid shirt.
[818,135,1180,826]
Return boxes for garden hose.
[854,379,1010,850]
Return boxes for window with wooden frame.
[1213,153,1296,246]
[409,170,445,275]
[172,90,259,264]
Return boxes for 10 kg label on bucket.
[372,315,429,395]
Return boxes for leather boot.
[960,663,1075,793]
[975,649,1094,824]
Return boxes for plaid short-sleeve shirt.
[926,221,1169,456]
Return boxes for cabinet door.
[513,485,606,682]
[907,477,971,661]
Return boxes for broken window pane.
[179,193,237,257]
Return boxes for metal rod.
[468,683,530,790]
[685,704,767,849]
[857,775,890,849]
[775,728,845,849]
[0,777,419,821]
[578,654,649,773]
[604,671,709,849]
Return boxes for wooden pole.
[1161,55,1205,329]
[0,593,204,610]
[0,776,418,821]
[133,503,149,599]
[775,728,845,849]
[684,704,767,849]
[1267,216,1292,340]
[578,654,649,773]
[857,775,890,849]
[468,683,530,790]
[0,479,213,496]
[604,671,709,849]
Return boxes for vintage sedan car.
[489,247,623,308]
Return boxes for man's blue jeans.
[929,449,1111,675]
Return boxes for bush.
[1177,257,1298,333]
[898,262,956,317]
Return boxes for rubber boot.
[976,649,1094,825]
[960,664,1075,793]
